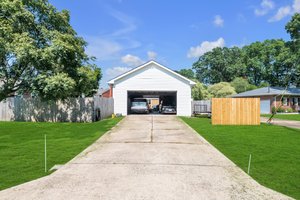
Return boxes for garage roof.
[107,60,196,86]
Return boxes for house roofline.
[232,93,300,97]
[107,60,196,86]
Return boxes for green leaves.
[35,73,76,100]
[192,81,211,100]
[0,0,100,102]
[286,13,300,41]
[176,69,195,80]
[208,82,236,98]
[192,13,300,88]
[230,77,257,93]
[193,47,246,84]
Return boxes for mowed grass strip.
[180,117,300,199]
[262,114,300,121]
[0,117,123,190]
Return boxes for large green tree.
[193,47,246,84]
[208,82,236,98]
[176,69,195,80]
[192,13,300,87]
[242,39,294,86]
[285,13,300,86]
[0,0,101,101]
[230,77,257,93]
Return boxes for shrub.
[286,108,294,113]
[276,107,285,113]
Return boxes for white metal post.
[247,154,252,174]
[45,134,47,173]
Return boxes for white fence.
[192,100,211,114]
[0,97,114,122]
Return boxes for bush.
[276,107,285,113]
[286,108,294,113]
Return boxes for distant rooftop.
[232,87,300,97]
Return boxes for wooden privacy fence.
[0,97,114,122]
[212,98,260,125]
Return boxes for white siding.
[113,63,192,116]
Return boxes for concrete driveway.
[0,115,291,200]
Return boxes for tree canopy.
[192,81,211,100]
[230,77,257,93]
[208,82,236,98]
[192,14,300,88]
[176,69,195,80]
[0,0,101,101]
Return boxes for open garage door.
[127,91,177,115]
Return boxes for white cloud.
[85,37,122,60]
[105,66,132,81]
[213,15,224,27]
[268,0,300,22]
[85,9,140,61]
[147,51,157,60]
[109,9,137,37]
[293,0,300,12]
[187,37,225,58]
[255,0,275,16]
[121,54,144,66]
[269,6,292,22]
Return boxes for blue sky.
[49,0,299,88]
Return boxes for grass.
[180,117,300,199]
[262,114,300,121]
[0,117,123,190]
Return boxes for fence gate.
[211,98,260,125]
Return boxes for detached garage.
[107,61,196,116]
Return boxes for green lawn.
[262,114,300,121]
[180,117,300,199]
[0,117,123,190]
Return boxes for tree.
[285,13,300,86]
[192,81,211,100]
[176,69,195,80]
[75,65,102,97]
[193,47,246,84]
[286,13,300,42]
[0,0,101,101]
[208,82,236,98]
[242,42,266,86]
[230,77,253,93]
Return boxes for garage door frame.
[127,90,177,115]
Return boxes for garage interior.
[127,91,177,114]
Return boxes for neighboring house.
[100,88,113,98]
[107,60,196,116]
[94,88,113,98]
[232,87,300,114]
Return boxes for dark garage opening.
[127,91,177,115]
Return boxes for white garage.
[107,61,196,116]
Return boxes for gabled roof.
[107,60,196,86]
[232,87,300,97]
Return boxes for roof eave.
[107,60,196,86]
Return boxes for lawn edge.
[178,116,294,199]
[64,116,125,164]
[0,117,125,192]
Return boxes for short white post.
[247,154,252,174]
[44,134,47,173]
